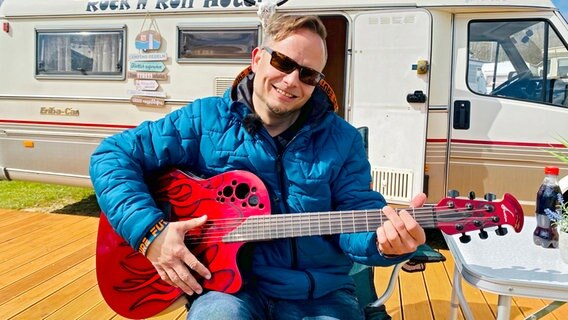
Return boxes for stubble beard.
[254,86,298,120]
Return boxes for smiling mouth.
[274,86,296,98]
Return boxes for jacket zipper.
[263,128,315,298]
[275,153,298,270]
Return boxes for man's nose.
[282,68,301,85]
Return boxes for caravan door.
[350,10,431,204]
[450,12,568,210]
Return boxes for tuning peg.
[484,193,496,201]
[459,233,471,243]
[468,191,476,200]
[495,226,508,236]
[479,229,488,239]
[447,190,459,198]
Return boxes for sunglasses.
[262,47,325,86]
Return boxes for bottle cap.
[544,166,559,175]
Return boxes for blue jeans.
[186,287,364,320]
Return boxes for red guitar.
[96,169,524,319]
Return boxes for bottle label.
[536,213,552,227]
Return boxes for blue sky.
[553,0,568,19]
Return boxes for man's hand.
[376,193,427,256]
[146,216,212,295]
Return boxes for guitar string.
[184,216,496,245]
[180,205,488,227]
[179,207,504,245]
[173,204,465,224]
[183,206,496,233]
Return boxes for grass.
[0,180,100,216]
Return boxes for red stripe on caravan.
[0,119,136,129]
[427,138,566,148]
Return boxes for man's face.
[251,29,326,120]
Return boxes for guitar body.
[96,169,271,319]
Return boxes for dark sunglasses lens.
[300,69,322,86]
[268,49,323,86]
[271,51,297,73]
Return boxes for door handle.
[453,100,470,130]
[407,90,427,103]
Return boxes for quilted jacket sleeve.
[333,129,414,266]
[90,101,203,250]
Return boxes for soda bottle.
[533,166,562,248]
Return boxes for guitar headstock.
[435,191,524,243]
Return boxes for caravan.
[1,0,568,212]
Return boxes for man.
[90,14,426,319]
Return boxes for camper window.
[177,27,259,63]
[35,27,125,79]
[467,19,568,108]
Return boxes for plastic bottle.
[533,166,562,248]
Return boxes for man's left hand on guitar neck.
[376,193,427,257]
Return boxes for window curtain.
[43,35,72,72]
[92,34,120,73]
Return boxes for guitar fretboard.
[223,208,437,242]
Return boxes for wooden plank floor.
[1,208,567,319]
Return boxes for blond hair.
[263,15,327,44]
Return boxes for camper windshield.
[468,19,568,107]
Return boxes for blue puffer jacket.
[90,68,411,300]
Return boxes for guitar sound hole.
[248,195,259,206]
[223,186,234,197]
[235,183,251,199]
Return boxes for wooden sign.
[135,79,159,91]
[127,89,167,98]
[135,30,161,51]
[130,61,166,72]
[128,52,167,61]
[127,71,168,80]
[130,96,165,107]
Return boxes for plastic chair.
[350,244,446,320]
[353,127,447,318]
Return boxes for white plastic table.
[444,217,568,320]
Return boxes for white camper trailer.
[1,0,568,212]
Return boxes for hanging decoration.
[129,12,167,107]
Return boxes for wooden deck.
[0,208,566,320]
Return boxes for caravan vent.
[371,167,414,203]
[214,77,234,96]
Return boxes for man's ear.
[251,47,262,72]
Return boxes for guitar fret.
[351,210,356,233]
[300,215,307,237]
[290,215,295,238]
[279,215,285,239]
[309,214,318,236]
[262,215,267,240]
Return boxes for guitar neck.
[223,207,437,242]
